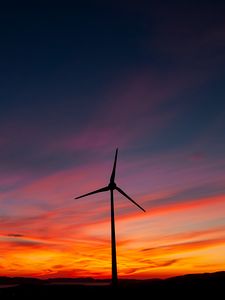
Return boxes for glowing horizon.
[1,153,225,279]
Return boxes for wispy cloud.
[7,233,24,237]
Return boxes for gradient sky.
[0,1,225,279]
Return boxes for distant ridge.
[0,276,95,285]
[0,271,224,299]
[0,270,224,286]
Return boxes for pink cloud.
[41,67,209,156]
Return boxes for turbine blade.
[75,186,109,199]
[110,148,118,183]
[116,186,145,212]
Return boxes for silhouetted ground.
[0,271,224,299]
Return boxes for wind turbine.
[75,148,145,287]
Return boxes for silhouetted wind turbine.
[75,148,145,287]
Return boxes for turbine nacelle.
[108,181,117,190]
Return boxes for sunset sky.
[0,1,225,279]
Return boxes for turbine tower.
[75,148,145,287]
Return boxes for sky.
[0,1,225,279]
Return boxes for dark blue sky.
[0,0,225,193]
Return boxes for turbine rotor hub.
[108,181,117,190]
